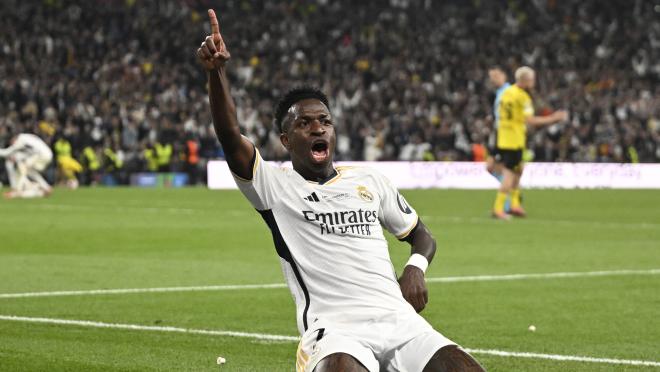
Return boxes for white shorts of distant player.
[6,152,52,198]
[296,310,455,372]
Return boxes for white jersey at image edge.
[0,133,53,161]
[233,149,420,335]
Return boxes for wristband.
[405,253,428,273]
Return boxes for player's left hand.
[196,9,231,71]
[553,110,569,122]
[399,266,428,312]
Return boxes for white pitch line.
[425,268,660,283]
[1,269,658,300]
[464,348,660,367]
[1,315,658,367]
[29,203,199,215]
[465,348,660,367]
[0,283,287,299]
[420,215,660,230]
[0,315,298,342]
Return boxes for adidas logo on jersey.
[303,192,320,202]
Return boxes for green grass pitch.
[0,187,658,371]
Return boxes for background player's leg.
[487,159,513,212]
[27,168,51,193]
[492,162,504,182]
[423,345,485,372]
[15,183,46,198]
[314,353,369,372]
[485,156,500,181]
[13,159,31,192]
[60,156,82,188]
[509,166,526,217]
[5,159,19,189]
[493,168,515,219]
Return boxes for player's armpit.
[223,135,257,181]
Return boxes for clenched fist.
[399,265,428,313]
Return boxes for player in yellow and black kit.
[492,66,568,220]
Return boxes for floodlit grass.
[1,187,658,371]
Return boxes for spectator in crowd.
[1,0,658,186]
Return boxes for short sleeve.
[232,147,283,210]
[375,171,419,240]
[522,94,534,117]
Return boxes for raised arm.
[399,220,436,313]
[196,9,255,180]
[0,145,14,158]
[0,137,20,158]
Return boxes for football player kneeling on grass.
[0,133,53,199]
[196,9,485,372]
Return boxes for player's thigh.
[500,167,517,190]
[422,345,485,372]
[60,156,83,173]
[20,154,40,169]
[493,161,504,175]
[314,353,369,372]
[516,161,524,178]
[33,157,51,172]
[485,156,494,171]
[12,156,30,174]
[511,150,523,173]
[4,158,16,171]
[297,326,378,372]
[385,329,456,372]
[511,162,524,188]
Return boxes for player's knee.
[423,345,485,372]
[314,352,369,372]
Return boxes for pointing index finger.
[208,9,220,35]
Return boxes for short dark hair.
[489,65,506,73]
[274,87,330,133]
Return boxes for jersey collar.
[304,168,341,185]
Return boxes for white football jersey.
[0,133,53,161]
[233,149,420,335]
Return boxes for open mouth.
[311,140,329,163]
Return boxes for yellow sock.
[493,192,508,213]
[511,189,521,209]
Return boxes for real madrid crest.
[357,185,374,202]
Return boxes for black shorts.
[495,148,523,171]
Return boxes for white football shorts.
[296,310,456,372]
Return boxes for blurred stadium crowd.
[1,0,659,185]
